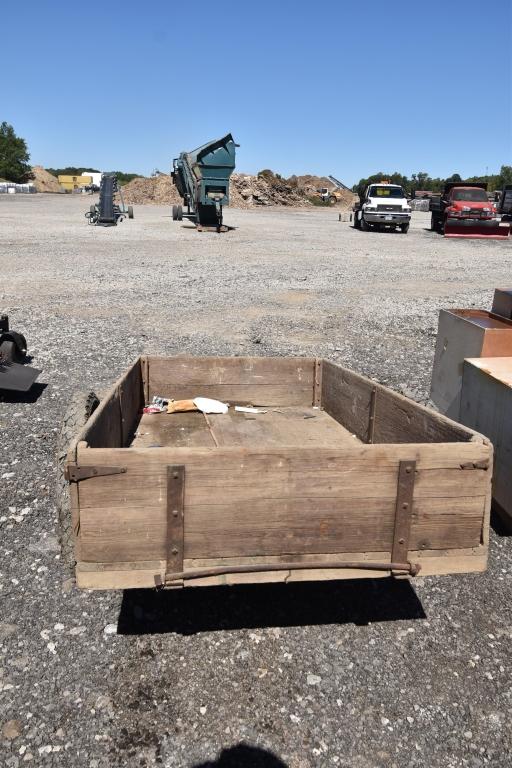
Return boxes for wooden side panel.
[81,387,123,448]
[460,360,512,528]
[119,359,144,445]
[372,387,474,444]
[321,359,474,444]
[77,359,145,450]
[321,361,374,441]
[147,356,315,406]
[76,442,491,564]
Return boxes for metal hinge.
[65,465,127,482]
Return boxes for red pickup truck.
[430,182,508,239]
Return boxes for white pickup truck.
[353,182,411,233]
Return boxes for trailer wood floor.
[130,406,361,450]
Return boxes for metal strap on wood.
[392,460,417,568]
[313,359,323,407]
[65,465,126,482]
[158,465,185,587]
[368,386,377,443]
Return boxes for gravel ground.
[1,194,511,768]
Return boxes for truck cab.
[353,182,411,233]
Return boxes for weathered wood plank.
[147,356,315,405]
[130,411,215,449]
[82,387,122,448]
[119,359,144,445]
[321,361,374,441]
[208,407,359,448]
[372,386,474,444]
[75,547,488,589]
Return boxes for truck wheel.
[353,214,361,229]
[128,206,134,219]
[400,223,410,234]
[56,391,99,573]
[361,217,369,231]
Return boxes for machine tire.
[400,223,410,234]
[90,204,96,215]
[0,340,16,363]
[56,391,100,573]
[360,216,369,232]
[128,206,134,219]
[328,195,337,205]
[176,204,183,221]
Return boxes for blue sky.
[2,1,511,185]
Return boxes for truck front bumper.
[364,212,411,225]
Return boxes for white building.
[81,172,102,187]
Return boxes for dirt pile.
[230,173,311,208]
[119,170,354,209]
[31,166,63,193]
[120,174,181,205]
[290,174,357,209]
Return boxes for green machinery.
[171,134,238,231]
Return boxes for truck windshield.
[451,188,488,202]
[369,186,405,198]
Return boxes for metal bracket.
[65,465,127,482]
[313,359,323,407]
[368,386,377,443]
[392,460,416,566]
[165,465,185,583]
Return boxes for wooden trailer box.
[64,356,492,590]
[460,357,512,531]
[431,309,512,420]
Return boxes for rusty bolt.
[171,547,178,555]
[172,509,178,517]
[173,471,179,479]
[399,538,405,544]
[405,466,412,474]
[402,502,409,509]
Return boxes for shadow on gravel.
[193,742,288,767]
[117,578,425,636]
[0,381,47,403]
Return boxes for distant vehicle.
[495,185,512,223]
[317,187,338,205]
[429,183,508,239]
[353,182,411,233]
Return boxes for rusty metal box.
[460,357,512,529]
[431,309,512,419]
